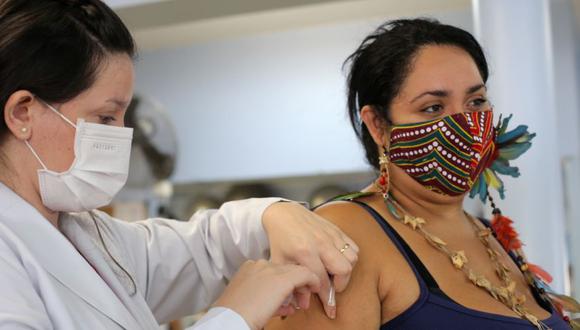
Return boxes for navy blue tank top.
[348,201,570,330]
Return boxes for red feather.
[528,263,553,283]
[490,213,522,251]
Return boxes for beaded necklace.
[382,189,550,329]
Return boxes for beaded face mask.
[388,110,496,196]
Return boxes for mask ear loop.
[39,100,77,129]
[24,140,48,170]
[24,96,77,170]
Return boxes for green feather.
[515,132,536,144]
[498,142,533,161]
[386,199,402,220]
[332,191,375,202]
[497,114,513,136]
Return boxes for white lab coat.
[0,182,280,330]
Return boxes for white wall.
[134,9,473,183]
[472,0,580,294]
[551,0,580,298]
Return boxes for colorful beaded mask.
[389,110,496,196]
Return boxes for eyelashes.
[420,97,490,115]
[421,104,443,114]
[468,97,489,108]
[98,115,116,125]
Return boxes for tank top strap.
[347,200,442,291]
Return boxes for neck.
[369,164,468,223]
[389,181,465,221]
[0,166,60,229]
[0,178,60,228]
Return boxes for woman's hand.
[213,260,321,330]
[262,202,359,319]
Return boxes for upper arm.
[0,239,52,329]
[266,202,383,330]
[102,198,278,323]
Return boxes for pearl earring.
[20,127,28,133]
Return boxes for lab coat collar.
[0,183,137,329]
[60,211,160,329]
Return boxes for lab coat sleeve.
[108,197,284,324]
[0,238,53,329]
[186,307,249,330]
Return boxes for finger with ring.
[339,243,350,254]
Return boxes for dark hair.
[344,18,489,169]
[0,0,136,143]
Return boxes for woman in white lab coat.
[0,1,359,329]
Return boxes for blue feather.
[469,177,481,199]
[470,174,489,202]
[490,161,520,177]
[496,125,528,145]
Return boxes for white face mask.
[25,101,133,212]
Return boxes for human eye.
[98,115,117,125]
[421,104,444,114]
[467,97,490,111]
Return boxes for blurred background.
[103,0,580,327]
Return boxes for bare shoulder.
[314,200,376,235]
[266,199,400,329]
[314,198,409,284]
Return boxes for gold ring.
[339,243,350,254]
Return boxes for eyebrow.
[106,98,130,109]
[410,83,487,103]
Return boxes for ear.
[4,90,35,141]
[360,105,390,147]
